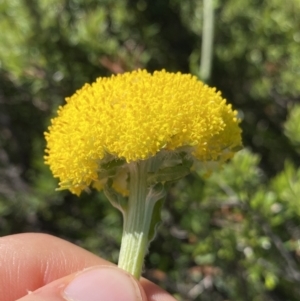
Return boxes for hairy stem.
[118,160,155,278]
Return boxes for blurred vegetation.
[1,0,300,300]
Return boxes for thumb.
[17,266,147,301]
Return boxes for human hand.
[0,233,176,301]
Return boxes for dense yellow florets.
[45,70,242,195]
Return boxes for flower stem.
[118,160,155,279]
[200,0,215,82]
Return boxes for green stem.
[200,0,215,82]
[118,160,155,279]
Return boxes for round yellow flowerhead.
[44,70,242,195]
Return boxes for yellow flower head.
[44,70,242,195]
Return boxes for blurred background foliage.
[0,0,300,300]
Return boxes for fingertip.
[63,266,147,301]
[0,233,108,301]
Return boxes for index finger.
[0,233,109,301]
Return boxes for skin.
[0,233,176,301]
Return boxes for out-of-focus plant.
[1,0,300,300]
[284,105,300,154]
